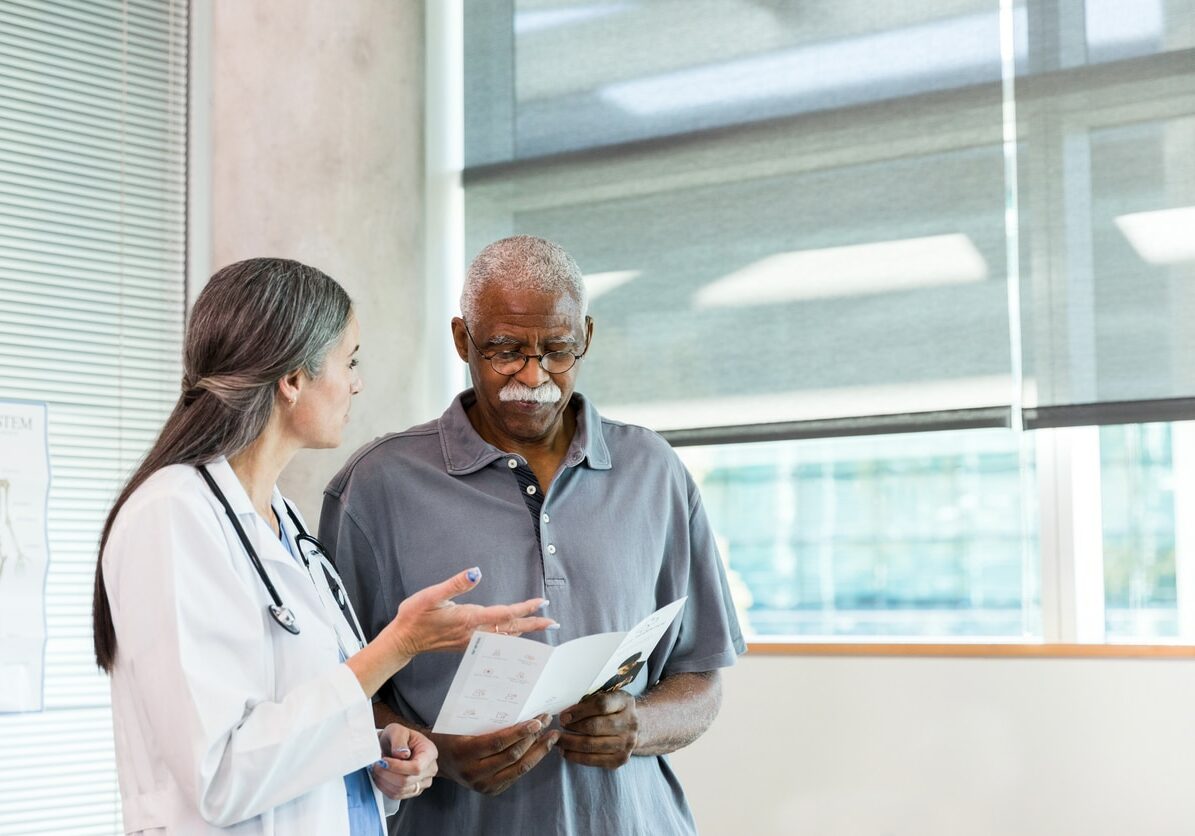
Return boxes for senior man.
[321,235,744,835]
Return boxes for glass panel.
[1083,0,1195,66]
[1090,118,1195,403]
[487,145,1012,430]
[1101,422,1181,640]
[676,428,1039,639]
[469,0,1007,160]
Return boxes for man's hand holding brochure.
[433,598,687,735]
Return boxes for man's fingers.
[555,731,625,755]
[481,725,542,768]
[490,730,559,787]
[463,716,548,758]
[559,692,625,725]
[560,713,619,736]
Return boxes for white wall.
[671,654,1195,836]
[206,0,429,520]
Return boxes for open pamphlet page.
[432,597,687,735]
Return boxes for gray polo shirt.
[320,390,745,836]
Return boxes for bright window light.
[1085,0,1164,51]
[514,3,629,35]
[598,11,1015,116]
[693,233,989,309]
[1114,206,1195,265]
[584,269,640,301]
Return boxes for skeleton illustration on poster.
[0,399,50,713]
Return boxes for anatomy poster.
[0,399,50,712]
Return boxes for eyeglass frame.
[462,321,590,376]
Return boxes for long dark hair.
[92,258,352,671]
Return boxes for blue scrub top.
[279,519,384,836]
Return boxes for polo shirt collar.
[438,388,612,476]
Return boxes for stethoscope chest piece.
[270,604,300,635]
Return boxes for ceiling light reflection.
[1114,206,1195,265]
[694,233,989,309]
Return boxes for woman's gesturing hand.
[385,567,557,658]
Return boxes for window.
[677,428,1039,639]
[0,1,188,832]
[455,1,1195,645]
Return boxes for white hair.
[460,235,588,324]
[499,379,562,404]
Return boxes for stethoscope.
[197,464,366,649]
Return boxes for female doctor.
[90,258,556,834]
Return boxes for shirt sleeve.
[661,469,747,676]
[105,484,381,827]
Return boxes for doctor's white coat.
[103,458,395,834]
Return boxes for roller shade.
[463,0,1195,437]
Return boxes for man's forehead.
[472,285,585,336]
[477,316,584,344]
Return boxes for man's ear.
[584,316,594,349]
[450,317,470,362]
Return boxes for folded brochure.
[432,597,687,735]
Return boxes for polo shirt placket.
[503,451,583,587]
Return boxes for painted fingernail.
[466,568,481,583]
[545,622,560,630]
[374,759,389,770]
[538,599,550,610]
[395,747,411,759]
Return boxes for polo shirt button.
[526,485,537,495]
[547,544,557,555]
[541,513,550,523]
[507,458,518,468]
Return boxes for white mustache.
[499,380,562,404]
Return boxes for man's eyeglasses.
[463,322,588,376]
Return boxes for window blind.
[462,0,1195,438]
[0,0,187,832]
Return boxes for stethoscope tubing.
[197,464,364,647]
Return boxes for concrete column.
[207,0,427,520]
